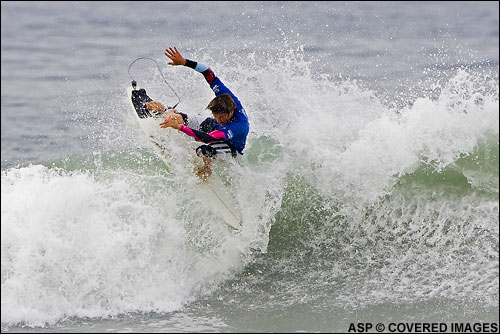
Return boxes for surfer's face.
[213,111,234,126]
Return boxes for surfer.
[157,47,249,181]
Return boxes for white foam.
[1,164,264,326]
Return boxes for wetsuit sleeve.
[185,59,216,84]
[184,59,243,109]
[179,125,226,143]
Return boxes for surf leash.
[128,57,181,109]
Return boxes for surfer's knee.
[199,117,218,133]
[196,143,237,159]
[196,145,217,158]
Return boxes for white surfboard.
[126,85,243,230]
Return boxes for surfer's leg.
[196,144,217,158]
[196,143,236,159]
[195,143,236,181]
[199,117,218,132]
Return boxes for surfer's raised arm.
[165,47,241,103]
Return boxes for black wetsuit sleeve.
[184,59,197,69]
[179,125,226,144]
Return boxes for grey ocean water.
[1,1,499,333]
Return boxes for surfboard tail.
[130,87,154,119]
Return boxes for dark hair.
[206,94,236,114]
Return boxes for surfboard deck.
[126,85,243,230]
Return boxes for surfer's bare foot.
[196,156,213,182]
[196,165,212,182]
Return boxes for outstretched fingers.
[164,47,174,64]
[166,46,178,54]
[165,47,183,65]
[165,47,175,57]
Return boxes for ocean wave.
[2,50,498,328]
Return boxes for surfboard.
[126,84,243,230]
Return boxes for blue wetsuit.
[179,59,249,156]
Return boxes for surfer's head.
[206,94,236,125]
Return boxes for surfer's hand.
[165,110,183,124]
[165,47,186,66]
[160,117,182,130]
